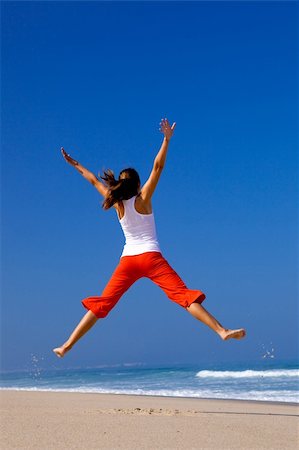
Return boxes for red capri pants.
[82,251,206,318]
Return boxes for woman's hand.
[159,118,176,141]
[61,147,79,166]
[60,146,107,196]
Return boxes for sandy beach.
[1,391,298,449]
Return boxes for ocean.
[1,359,298,403]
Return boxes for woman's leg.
[186,302,246,340]
[146,253,246,341]
[53,257,141,358]
[53,310,98,358]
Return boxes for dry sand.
[1,390,298,449]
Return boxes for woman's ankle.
[215,327,228,339]
[63,341,73,352]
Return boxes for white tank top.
[118,195,161,257]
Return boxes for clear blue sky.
[1,1,298,371]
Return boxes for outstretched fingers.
[61,147,78,166]
[159,118,176,140]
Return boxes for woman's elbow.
[154,161,164,171]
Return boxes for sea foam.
[196,369,299,378]
[1,386,297,403]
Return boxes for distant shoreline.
[1,388,298,406]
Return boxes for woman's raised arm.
[140,118,176,203]
[61,147,108,198]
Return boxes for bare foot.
[53,345,70,358]
[219,328,246,341]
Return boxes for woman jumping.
[53,118,246,358]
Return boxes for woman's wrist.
[75,164,84,175]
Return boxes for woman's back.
[118,195,161,257]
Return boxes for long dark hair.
[100,167,141,210]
